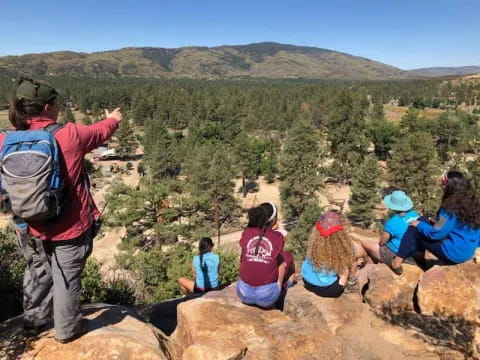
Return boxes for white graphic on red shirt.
[245,236,273,264]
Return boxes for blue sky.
[0,0,478,69]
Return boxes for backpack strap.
[43,123,64,135]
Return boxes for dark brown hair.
[247,202,275,255]
[8,97,57,130]
[441,171,480,229]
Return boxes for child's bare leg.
[338,268,350,286]
[362,241,382,263]
[178,277,195,295]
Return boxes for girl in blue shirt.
[354,191,419,267]
[178,237,220,294]
[391,171,480,274]
[301,211,358,298]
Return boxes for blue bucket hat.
[383,191,413,212]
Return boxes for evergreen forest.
[1,73,480,321]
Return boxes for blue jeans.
[236,279,280,308]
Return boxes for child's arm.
[277,262,286,287]
[415,210,456,240]
[191,261,196,279]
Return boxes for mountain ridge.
[0,42,411,80]
[409,66,480,77]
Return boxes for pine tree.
[62,106,76,123]
[327,90,369,182]
[286,202,323,258]
[143,120,179,179]
[81,115,92,125]
[389,131,441,216]
[114,120,138,158]
[348,155,381,227]
[234,134,266,196]
[184,143,239,244]
[371,96,385,120]
[279,119,324,220]
[366,119,398,160]
[399,107,420,132]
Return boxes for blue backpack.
[0,124,65,222]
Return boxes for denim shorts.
[236,279,280,308]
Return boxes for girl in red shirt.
[237,202,290,308]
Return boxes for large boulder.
[283,280,365,334]
[169,285,336,360]
[0,304,168,360]
[417,263,480,357]
[361,264,423,316]
[168,283,443,359]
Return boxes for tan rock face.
[417,263,480,356]
[170,295,332,360]
[418,263,480,323]
[1,304,168,360]
[283,281,365,334]
[361,264,423,316]
[170,283,442,360]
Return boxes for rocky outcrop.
[2,262,479,359]
[283,284,365,334]
[168,284,443,359]
[0,304,168,360]
[360,262,480,357]
[361,264,423,315]
[417,263,480,357]
[169,285,337,360]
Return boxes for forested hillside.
[0,42,410,80]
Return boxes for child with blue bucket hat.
[354,190,418,273]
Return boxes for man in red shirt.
[1,78,121,343]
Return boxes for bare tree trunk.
[214,195,220,246]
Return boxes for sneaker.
[55,319,89,344]
[286,279,298,288]
[344,278,359,294]
[389,263,404,275]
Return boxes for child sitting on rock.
[237,202,292,308]
[391,171,480,274]
[178,237,220,294]
[353,190,419,269]
[301,211,358,298]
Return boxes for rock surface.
[417,263,480,357]
[168,283,444,359]
[359,262,480,358]
[361,264,423,316]
[0,304,168,360]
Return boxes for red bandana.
[315,211,343,237]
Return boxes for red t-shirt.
[239,227,285,286]
[0,116,119,241]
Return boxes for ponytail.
[247,202,277,255]
[8,97,56,130]
[199,237,214,271]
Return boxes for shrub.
[0,228,25,321]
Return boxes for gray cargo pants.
[19,227,93,340]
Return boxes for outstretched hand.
[105,108,122,122]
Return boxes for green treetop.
[348,154,381,228]
[389,131,441,216]
[279,118,324,220]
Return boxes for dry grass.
[384,105,444,124]
[0,111,9,130]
